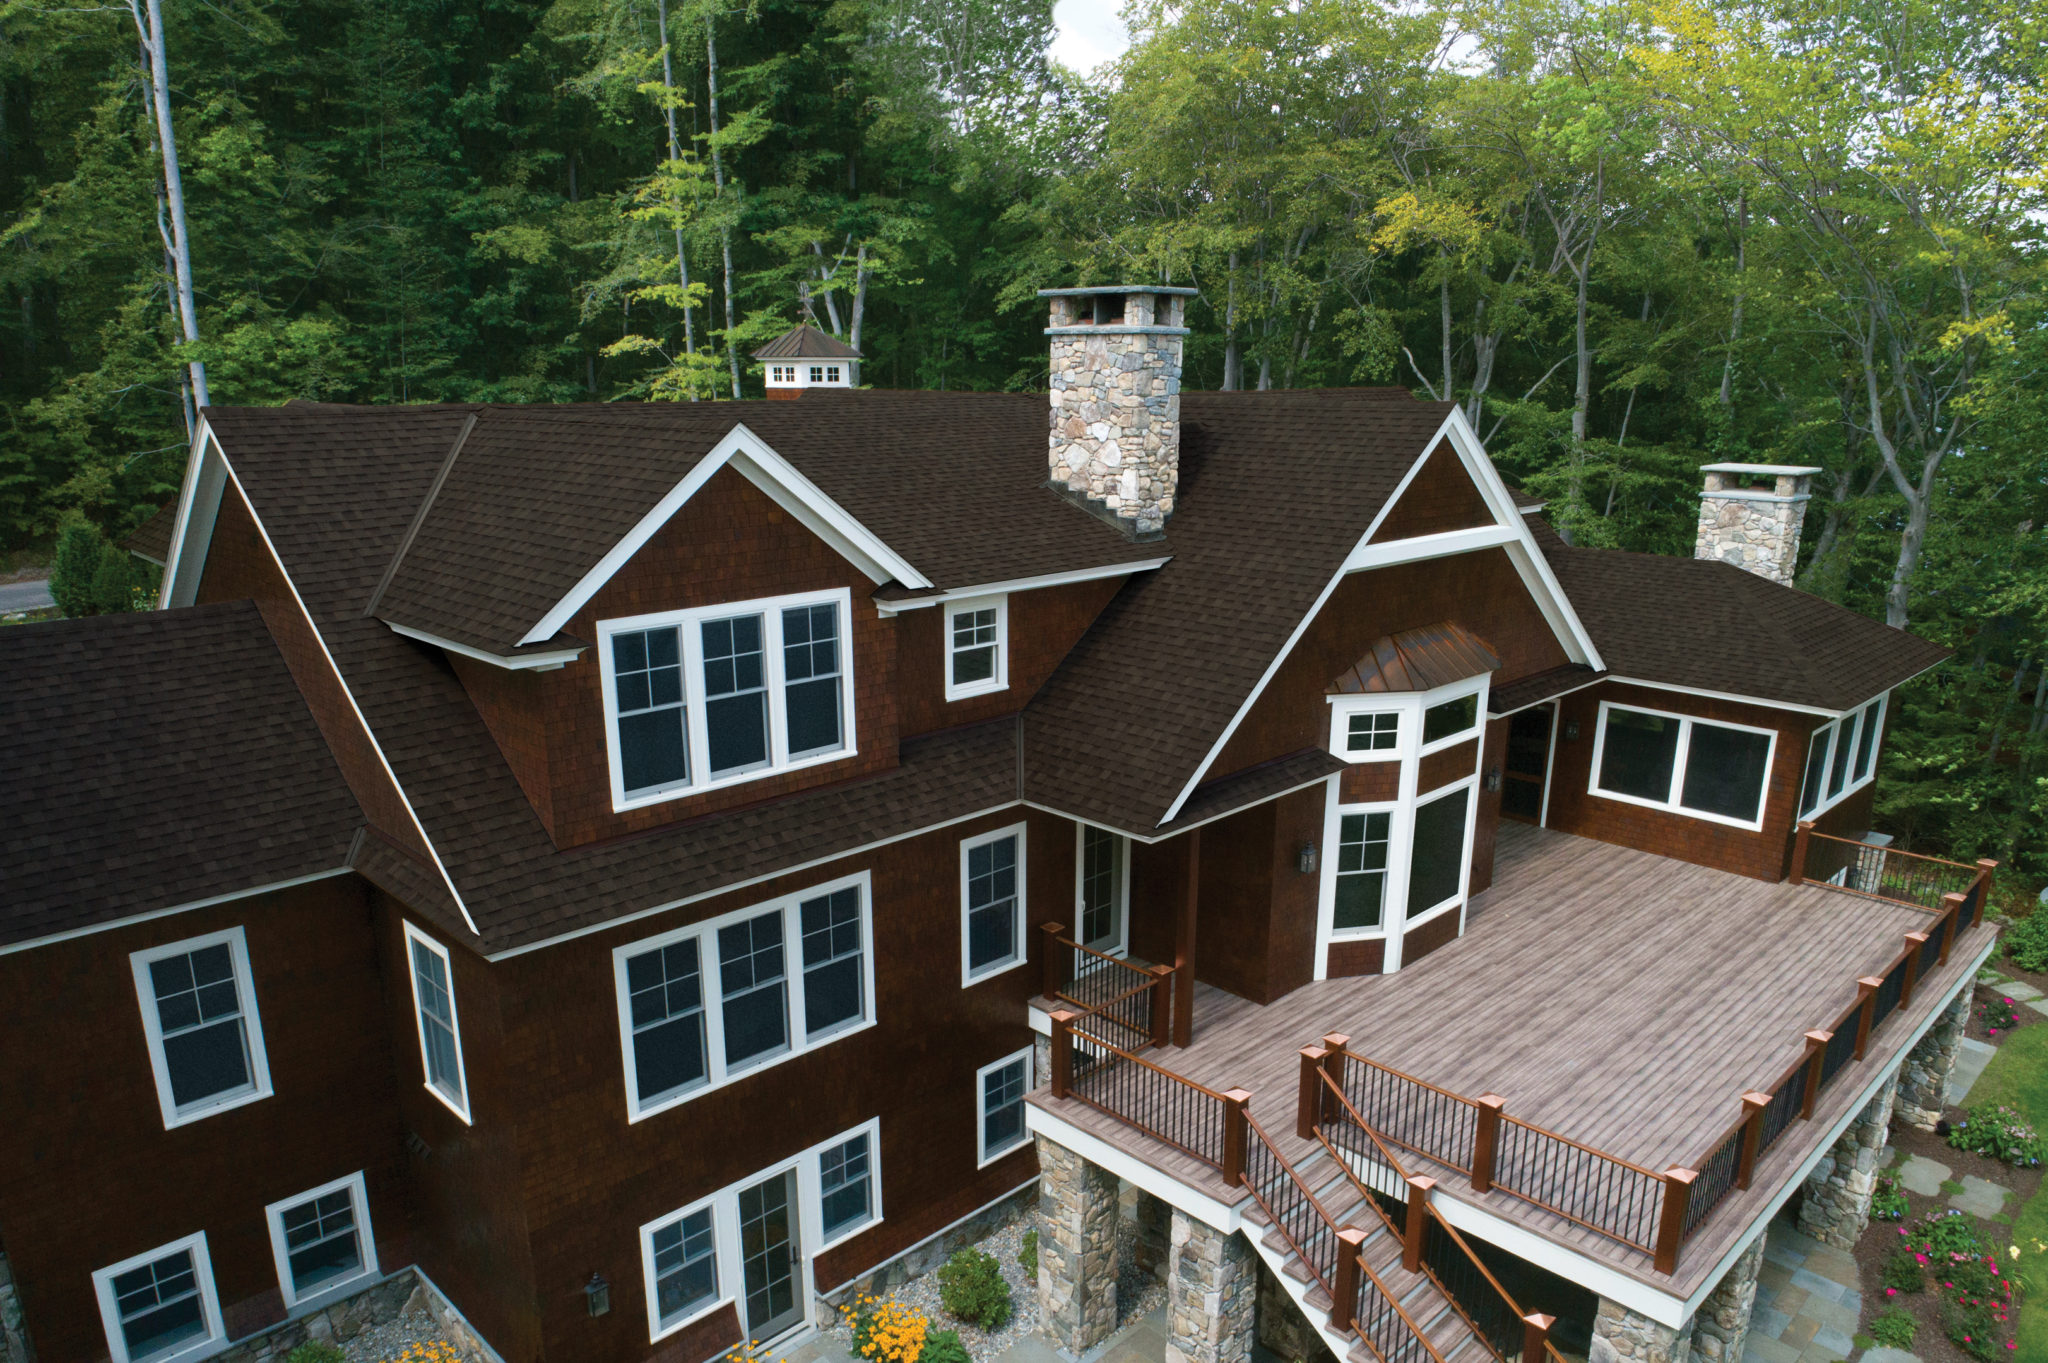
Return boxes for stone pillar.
[1034,1033,1052,1098]
[1895,990,1971,1130]
[1165,1210,1256,1363]
[1688,1235,1765,1363]
[1043,288,1188,537]
[1692,464,1820,585]
[1254,1258,1334,1363]
[1797,1073,1898,1248]
[1133,1188,1171,1284]
[1037,1135,1120,1354]
[1591,1297,1692,1363]
[0,1245,34,1363]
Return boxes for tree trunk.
[704,10,742,397]
[130,0,209,411]
[1439,269,1453,403]
[1221,251,1241,391]
[1719,189,1746,411]
[655,0,697,372]
[849,243,868,358]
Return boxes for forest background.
[0,0,2043,875]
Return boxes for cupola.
[752,324,861,400]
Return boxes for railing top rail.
[1058,975,1158,1013]
[1337,1046,1485,1110]
[1497,1111,1664,1182]
[1317,1069,1414,1182]
[1803,829,1978,872]
[1242,1109,1350,1231]
[1058,935,1157,976]
[1068,1022,1233,1101]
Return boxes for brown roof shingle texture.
[125,500,179,564]
[0,602,362,947]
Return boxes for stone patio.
[1742,1220,1861,1363]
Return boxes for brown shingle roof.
[0,602,362,948]
[752,324,861,360]
[125,500,178,564]
[1327,623,1501,696]
[1549,546,1949,712]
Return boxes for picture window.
[1590,702,1775,830]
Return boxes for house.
[0,285,1986,1363]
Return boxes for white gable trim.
[518,423,931,647]
[160,417,227,609]
[386,622,583,672]
[873,559,1170,615]
[1156,410,1603,826]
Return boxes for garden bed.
[1967,983,2037,1044]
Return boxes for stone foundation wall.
[1252,1255,1333,1363]
[827,1182,1037,1304]
[212,1269,500,1363]
[0,1246,33,1363]
[1798,1073,1898,1248]
[1037,1135,1120,1353]
[1590,1297,1692,1363]
[1132,1188,1171,1286]
[1688,1235,1765,1363]
[1046,293,1183,537]
[1165,1211,1254,1363]
[1896,989,1971,1130]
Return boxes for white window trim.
[1417,679,1489,756]
[613,871,877,1124]
[1403,777,1479,929]
[402,921,472,1124]
[129,926,273,1130]
[1587,700,1779,833]
[1319,794,1405,945]
[1800,695,1886,821]
[598,587,859,813]
[1071,824,1131,960]
[92,1231,225,1363]
[1327,675,1490,764]
[976,1047,1035,1168]
[639,1118,884,1344]
[960,823,1031,986]
[943,595,1009,701]
[263,1171,379,1311]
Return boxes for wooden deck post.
[1297,1047,1327,1141]
[1853,978,1882,1059]
[1173,829,1200,1048]
[1471,1094,1505,1193]
[1900,935,1927,1009]
[1654,1168,1696,1275]
[1321,1033,1350,1092]
[1329,1228,1367,1332]
[1521,1313,1556,1363]
[1147,964,1175,1049]
[1049,1010,1078,1099]
[1974,860,1999,929]
[1221,1088,1251,1188]
[1800,1031,1829,1119]
[1402,1175,1435,1272]
[1040,921,1067,1002]
[1938,893,1965,964]
[1790,820,1814,885]
[1736,1091,1771,1190]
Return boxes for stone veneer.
[1045,291,1186,537]
[1036,1134,1121,1353]
[1591,1297,1693,1363]
[1895,989,1972,1131]
[1797,1072,1899,1248]
[1164,1209,1255,1363]
[1253,1257,1333,1363]
[828,1182,1036,1305]
[1688,1234,1765,1363]
[1692,465,1819,585]
[0,1245,33,1363]
[213,1268,499,1363]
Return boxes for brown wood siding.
[1325,938,1386,978]
[650,1304,742,1363]
[1544,682,1817,882]
[1338,762,1400,804]
[1368,441,1495,542]
[1416,738,1479,794]
[1188,786,1323,1006]
[0,879,411,1363]
[895,577,1126,737]
[501,809,1061,1363]
[1400,907,1460,966]
[1469,720,1508,897]
[1208,550,1571,779]
[195,484,431,862]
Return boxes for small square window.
[130,927,272,1129]
[265,1172,377,1308]
[1345,712,1400,753]
[944,597,1008,700]
[93,1234,222,1363]
[978,1051,1032,1165]
[810,365,826,383]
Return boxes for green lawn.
[1960,1018,2048,1358]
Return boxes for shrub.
[1871,1175,1907,1222]
[1868,1307,1917,1348]
[1977,995,2023,1035]
[48,519,103,618]
[1882,1246,1925,1294]
[1018,1228,1039,1279]
[1947,1104,2047,1167]
[285,1346,346,1363]
[841,1296,931,1363]
[936,1249,1012,1330]
[1940,1295,2005,1360]
[2006,908,2048,974]
[1906,1208,1990,1260]
[920,1328,972,1363]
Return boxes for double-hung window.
[265,1172,377,1309]
[1590,701,1777,830]
[977,1050,1032,1166]
[1333,811,1392,931]
[960,824,1028,984]
[403,923,471,1123]
[93,1234,223,1363]
[642,1202,721,1340]
[818,1126,878,1243]
[615,874,875,1121]
[944,596,1008,700]
[601,589,855,810]
[130,927,272,1129]
[1799,695,1886,819]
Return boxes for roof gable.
[1365,440,1497,543]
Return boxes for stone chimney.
[1693,463,1823,585]
[1042,284,1196,539]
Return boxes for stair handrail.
[1240,1109,1452,1363]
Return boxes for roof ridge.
[363,410,479,619]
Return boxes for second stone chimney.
[1042,284,1196,539]
[1693,463,1822,585]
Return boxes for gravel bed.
[341,1306,469,1363]
[829,1218,1045,1360]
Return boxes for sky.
[1049,0,1133,74]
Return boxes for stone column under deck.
[0,1245,33,1363]
[1165,1209,1256,1363]
[1036,1135,1121,1354]
[1797,1073,1899,1248]
[1133,1188,1171,1285]
[1591,1298,1693,1363]
[1688,1235,1765,1363]
[1895,990,1971,1130]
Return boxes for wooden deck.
[1030,822,1996,1299]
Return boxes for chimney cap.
[1038,284,1200,298]
[1699,462,1823,478]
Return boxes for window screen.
[651,1208,717,1328]
[147,944,255,1112]
[965,835,1019,973]
[279,1189,363,1297]
[613,627,688,795]
[109,1248,207,1363]
[981,1057,1028,1159]
[718,912,789,1069]
[819,1132,874,1236]
[951,608,999,687]
[800,888,864,1039]
[626,939,708,1105]
[702,614,770,776]
[409,937,463,1105]
[1407,788,1469,915]
[782,604,843,758]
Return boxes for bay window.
[1589,701,1776,830]
[601,589,855,810]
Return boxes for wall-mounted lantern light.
[585,1273,611,1317]
[1563,720,1580,741]
[1484,767,1502,792]
[1297,843,1319,875]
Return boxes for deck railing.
[1793,823,1990,913]
[1038,922,1173,1049]
[1048,1012,1239,1173]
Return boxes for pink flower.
[1886,1288,1898,1296]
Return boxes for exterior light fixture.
[1484,767,1502,792]
[1297,843,1318,875]
[585,1272,611,1317]
[1564,720,1580,741]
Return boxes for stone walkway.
[1743,1221,1862,1363]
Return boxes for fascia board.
[160,419,225,610]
